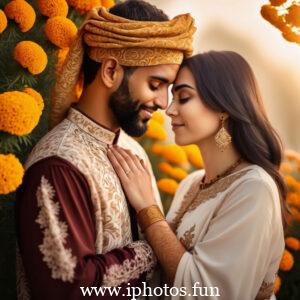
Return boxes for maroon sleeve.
[16,156,156,300]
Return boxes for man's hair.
[81,0,169,88]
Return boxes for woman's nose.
[166,102,178,117]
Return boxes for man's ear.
[98,58,124,89]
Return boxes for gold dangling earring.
[215,115,232,152]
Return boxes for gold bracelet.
[137,205,165,232]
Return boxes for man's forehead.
[142,64,180,83]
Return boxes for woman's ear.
[98,58,124,89]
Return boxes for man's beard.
[109,73,156,137]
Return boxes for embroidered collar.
[67,107,119,145]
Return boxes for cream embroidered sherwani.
[16,107,161,299]
[166,165,285,300]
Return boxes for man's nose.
[153,94,168,110]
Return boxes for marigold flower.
[23,87,44,113]
[279,162,293,174]
[67,0,102,15]
[157,178,178,195]
[169,167,188,181]
[273,275,281,294]
[158,162,173,174]
[145,119,167,141]
[285,175,300,191]
[261,5,286,31]
[14,41,48,75]
[4,0,36,33]
[0,9,8,33]
[279,249,294,271]
[182,144,204,168]
[270,0,287,6]
[151,143,163,155]
[102,0,115,9]
[287,192,300,208]
[282,28,300,44]
[159,144,188,164]
[37,0,69,18]
[0,91,41,136]
[45,16,78,49]
[0,154,24,195]
[151,111,165,125]
[285,237,300,251]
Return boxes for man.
[16,1,195,299]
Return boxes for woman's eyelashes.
[178,97,190,104]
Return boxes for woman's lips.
[172,124,185,131]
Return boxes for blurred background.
[149,0,300,151]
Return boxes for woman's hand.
[107,145,156,212]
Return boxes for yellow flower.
[169,167,188,181]
[182,144,204,168]
[285,175,300,191]
[23,87,44,113]
[157,178,178,195]
[260,5,286,31]
[45,16,78,49]
[0,91,41,136]
[0,9,8,33]
[37,0,69,18]
[286,5,300,27]
[151,111,165,125]
[0,154,24,195]
[285,237,300,251]
[102,0,115,9]
[4,0,36,33]
[160,144,188,164]
[279,249,294,271]
[145,119,167,141]
[67,0,102,15]
[14,41,48,75]
[273,275,281,294]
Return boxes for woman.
[107,51,287,300]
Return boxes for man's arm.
[16,156,156,299]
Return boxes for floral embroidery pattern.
[180,224,196,250]
[35,176,77,283]
[102,241,157,287]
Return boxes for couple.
[16,0,286,299]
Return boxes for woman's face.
[166,67,221,146]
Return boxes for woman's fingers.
[107,147,131,179]
[114,146,141,171]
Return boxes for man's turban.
[50,7,196,128]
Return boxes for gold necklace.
[199,158,243,190]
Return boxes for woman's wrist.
[137,204,165,232]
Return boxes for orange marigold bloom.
[102,0,115,9]
[270,0,287,6]
[67,0,102,15]
[287,192,300,208]
[279,162,293,174]
[14,41,48,75]
[23,87,44,113]
[151,111,165,125]
[157,178,178,195]
[285,237,300,251]
[160,144,188,165]
[261,5,286,31]
[151,143,163,155]
[279,249,294,271]
[45,16,78,49]
[4,0,36,33]
[0,9,8,33]
[285,175,300,191]
[0,154,24,195]
[286,5,300,27]
[182,144,204,168]
[273,275,281,294]
[145,119,167,141]
[37,0,69,18]
[0,91,41,136]
[169,167,188,181]
[158,162,173,174]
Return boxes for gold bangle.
[137,205,165,232]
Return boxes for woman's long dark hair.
[182,51,289,229]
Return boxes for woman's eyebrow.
[171,83,195,93]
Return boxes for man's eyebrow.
[172,84,195,93]
[150,76,170,84]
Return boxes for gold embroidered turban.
[50,7,196,128]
